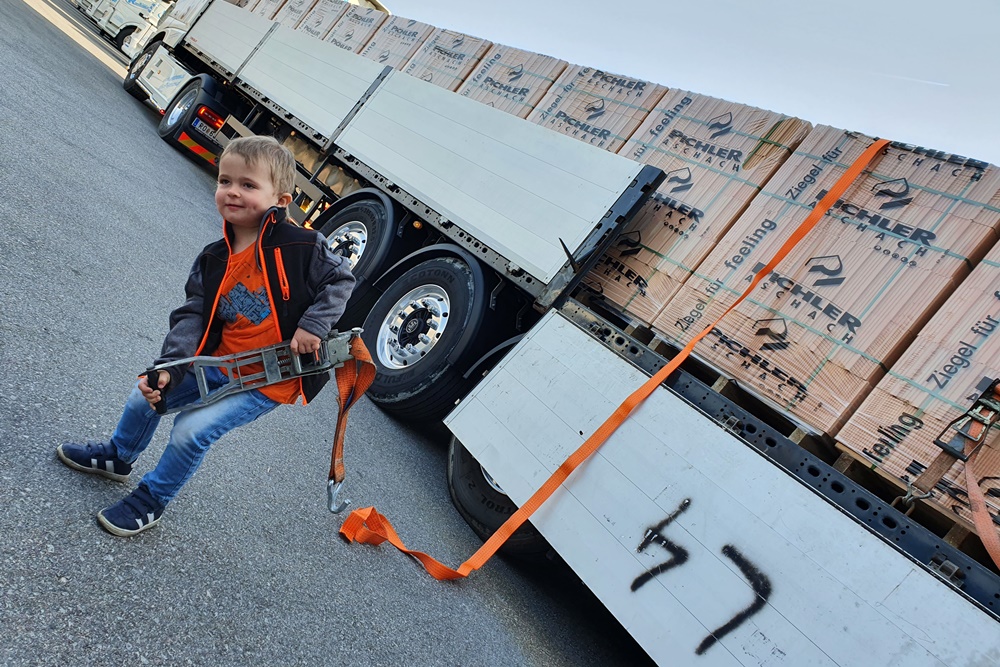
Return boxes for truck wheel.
[113,26,136,51]
[317,198,397,328]
[447,436,550,560]
[361,257,485,422]
[157,80,201,143]
[123,40,159,101]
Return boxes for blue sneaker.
[97,484,164,537]
[57,441,131,482]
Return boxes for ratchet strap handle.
[340,138,893,580]
[145,369,168,415]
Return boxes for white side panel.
[337,71,645,284]
[184,1,273,75]
[237,25,387,139]
[139,45,196,112]
[445,311,1000,667]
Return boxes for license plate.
[191,118,219,141]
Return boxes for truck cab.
[83,0,175,52]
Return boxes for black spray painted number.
[632,498,773,656]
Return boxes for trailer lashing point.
[178,131,217,164]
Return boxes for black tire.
[113,26,136,51]
[361,256,486,422]
[123,40,159,102]
[447,436,550,560]
[317,198,398,328]
[157,79,202,145]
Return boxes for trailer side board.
[445,310,1000,667]
[185,1,272,76]
[236,25,388,140]
[337,70,645,285]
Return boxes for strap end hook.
[327,480,350,514]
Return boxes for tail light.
[196,106,225,130]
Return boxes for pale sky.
[386,0,1000,165]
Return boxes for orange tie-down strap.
[911,387,1000,569]
[965,438,1000,569]
[340,138,892,580]
[330,337,377,486]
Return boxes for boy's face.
[215,153,292,232]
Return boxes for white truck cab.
[80,0,175,52]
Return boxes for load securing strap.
[914,384,1000,569]
[339,138,892,580]
[330,337,376,486]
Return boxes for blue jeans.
[110,366,279,506]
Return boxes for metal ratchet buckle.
[146,329,360,416]
[933,378,1000,461]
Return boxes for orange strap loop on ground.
[340,138,891,580]
[329,337,376,485]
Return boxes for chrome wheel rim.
[167,88,198,128]
[375,285,450,369]
[480,465,506,494]
[326,220,368,271]
[128,52,151,82]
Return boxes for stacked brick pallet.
[324,5,387,53]
[296,0,349,39]
[248,0,285,19]
[654,128,1000,434]
[358,16,435,70]
[457,45,567,119]
[272,0,323,28]
[586,91,811,323]
[838,240,1000,530]
[525,66,666,154]
[401,28,492,92]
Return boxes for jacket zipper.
[274,247,291,301]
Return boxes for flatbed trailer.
[123,2,1000,663]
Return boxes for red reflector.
[196,106,225,130]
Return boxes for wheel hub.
[129,53,151,82]
[326,220,367,271]
[167,88,198,128]
[375,285,450,369]
[480,465,506,495]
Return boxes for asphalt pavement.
[0,1,654,665]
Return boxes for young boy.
[57,136,355,536]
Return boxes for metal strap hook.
[327,480,350,514]
[901,480,933,507]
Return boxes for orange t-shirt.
[213,244,301,404]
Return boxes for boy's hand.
[290,327,322,356]
[139,370,170,409]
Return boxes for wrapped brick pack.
[358,16,435,70]
[324,5,388,53]
[273,0,321,29]
[652,126,1000,434]
[402,29,492,92]
[249,0,286,20]
[838,241,1000,532]
[456,44,567,119]
[525,65,666,153]
[295,0,349,40]
[587,91,811,323]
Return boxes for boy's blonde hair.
[220,135,296,196]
